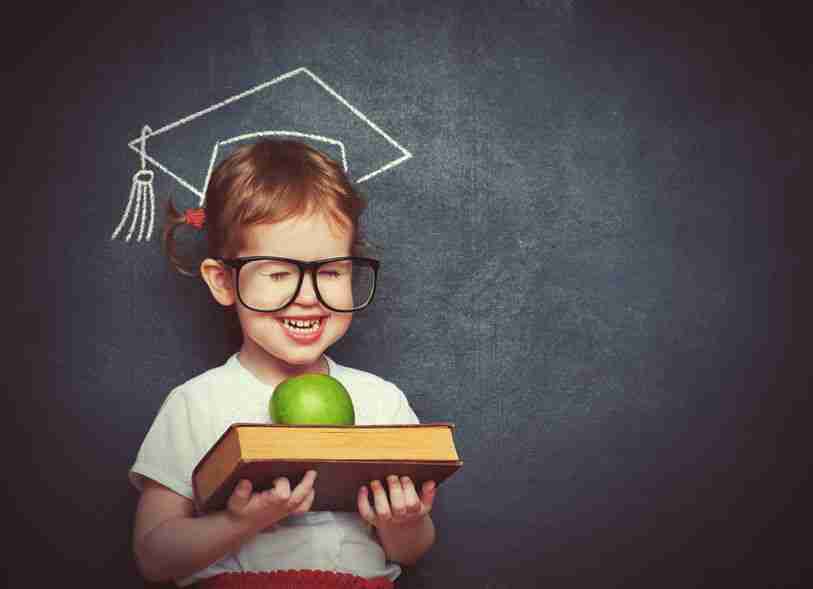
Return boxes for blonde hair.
[163,139,368,276]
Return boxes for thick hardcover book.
[192,423,463,513]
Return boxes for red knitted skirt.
[197,570,394,589]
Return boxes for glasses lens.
[316,258,376,312]
[238,259,300,311]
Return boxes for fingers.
[400,476,422,515]
[420,480,437,511]
[291,487,316,514]
[372,479,394,522]
[358,476,438,527]
[265,470,317,507]
[270,476,291,501]
[356,480,392,524]
[227,479,253,511]
[386,475,407,517]
[288,470,317,507]
[357,480,392,525]
[231,470,318,513]
[297,469,318,491]
[357,485,376,525]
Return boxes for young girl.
[129,140,437,588]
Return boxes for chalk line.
[126,67,412,194]
[202,131,348,207]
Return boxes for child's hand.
[226,469,317,531]
[357,475,436,530]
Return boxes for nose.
[293,270,319,306]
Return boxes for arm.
[358,476,437,566]
[134,472,317,583]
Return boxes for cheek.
[235,306,275,332]
[330,314,353,338]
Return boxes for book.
[193,423,463,513]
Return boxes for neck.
[236,341,328,387]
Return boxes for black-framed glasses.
[217,256,379,313]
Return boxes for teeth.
[282,318,321,333]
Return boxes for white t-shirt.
[129,354,419,586]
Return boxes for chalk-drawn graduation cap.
[112,67,412,242]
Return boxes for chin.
[273,346,330,370]
[281,354,323,369]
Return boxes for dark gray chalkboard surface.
[8,2,808,588]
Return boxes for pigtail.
[162,199,201,277]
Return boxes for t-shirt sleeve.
[384,382,420,425]
[129,388,207,499]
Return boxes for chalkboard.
[8,1,809,587]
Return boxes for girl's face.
[232,213,355,384]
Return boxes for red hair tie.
[184,207,206,229]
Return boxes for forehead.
[238,212,352,259]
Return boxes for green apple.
[270,373,355,425]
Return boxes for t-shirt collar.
[228,353,339,390]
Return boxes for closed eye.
[261,272,293,281]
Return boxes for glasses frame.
[216,255,380,314]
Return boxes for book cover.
[193,423,463,513]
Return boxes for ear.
[200,258,236,307]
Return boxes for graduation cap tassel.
[112,125,156,242]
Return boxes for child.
[129,140,437,588]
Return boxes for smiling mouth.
[280,318,323,333]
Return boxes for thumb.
[227,479,252,512]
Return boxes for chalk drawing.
[203,132,349,205]
[112,67,413,242]
[111,126,156,242]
